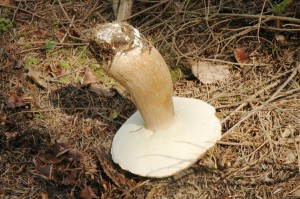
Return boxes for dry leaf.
[38,152,63,164]
[7,94,27,109]
[16,13,32,21]
[2,0,13,5]
[284,149,296,164]
[12,60,23,69]
[27,70,48,89]
[294,188,300,197]
[48,64,63,77]
[16,165,26,174]
[80,186,98,199]
[275,35,286,44]
[41,193,49,199]
[53,141,72,157]
[4,132,18,139]
[96,145,136,189]
[191,61,230,84]
[82,125,93,134]
[62,170,77,185]
[89,83,115,97]
[55,29,67,43]
[233,47,249,66]
[35,160,57,181]
[0,113,7,125]
[281,126,295,138]
[81,68,98,85]
[67,149,85,162]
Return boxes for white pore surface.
[111,97,222,178]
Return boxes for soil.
[0,0,300,198]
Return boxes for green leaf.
[110,110,119,120]
[41,40,55,51]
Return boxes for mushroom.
[85,22,222,178]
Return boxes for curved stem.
[110,48,175,131]
[86,22,175,131]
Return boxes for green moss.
[59,76,71,84]
[35,113,45,119]
[274,0,292,15]
[110,110,119,120]
[90,64,106,79]
[2,8,11,14]
[25,57,39,65]
[77,46,89,63]
[41,40,55,52]
[169,68,182,83]
[60,61,70,70]
[0,18,13,34]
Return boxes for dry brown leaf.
[53,141,72,157]
[0,113,6,125]
[16,165,26,174]
[96,145,136,190]
[233,47,249,66]
[4,132,18,139]
[16,13,32,21]
[7,93,27,109]
[55,29,67,43]
[38,152,63,164]
[67,149,85,162]
[80,186,98,199]
[81,68,98,85]
[48,64,63,77]
[2,0,13,5]
[27,70,48,89]
[82,125,93,134]
[89,83,115,97]
[41,193,49,199]
[62,170,77,185]
[35,160,57,181]
[191,61,230,84]
[294,188,300,197]
[12,60,23,69]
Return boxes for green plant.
[35,113,45,119]
[2,8,11,14]
[25,57,39,65]
[60,61,70,70]
[41,40,55,52]
[169,68,182,83]
[273,0,293,15]
[90,64,106,79]
[0,18,13,34]
[59,76,71,84]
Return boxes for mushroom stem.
[112,0,133,21]
[85,22,175,132]
[108,48,174,132]
[109,47,175,131]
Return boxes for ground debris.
[96,145,137,190]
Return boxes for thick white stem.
[110,48,174,131]
[112,0,133,21]
[85,23,174,131]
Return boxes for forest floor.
[0,0,300,198]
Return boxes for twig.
[0,4,48,20]
[216,13,300,24]
[221,80,280,124]
[124,0,169,21]
[57,0,82,37]
[257,0,268,43]
[222,65,299,138]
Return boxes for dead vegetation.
[0,0,300,198]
